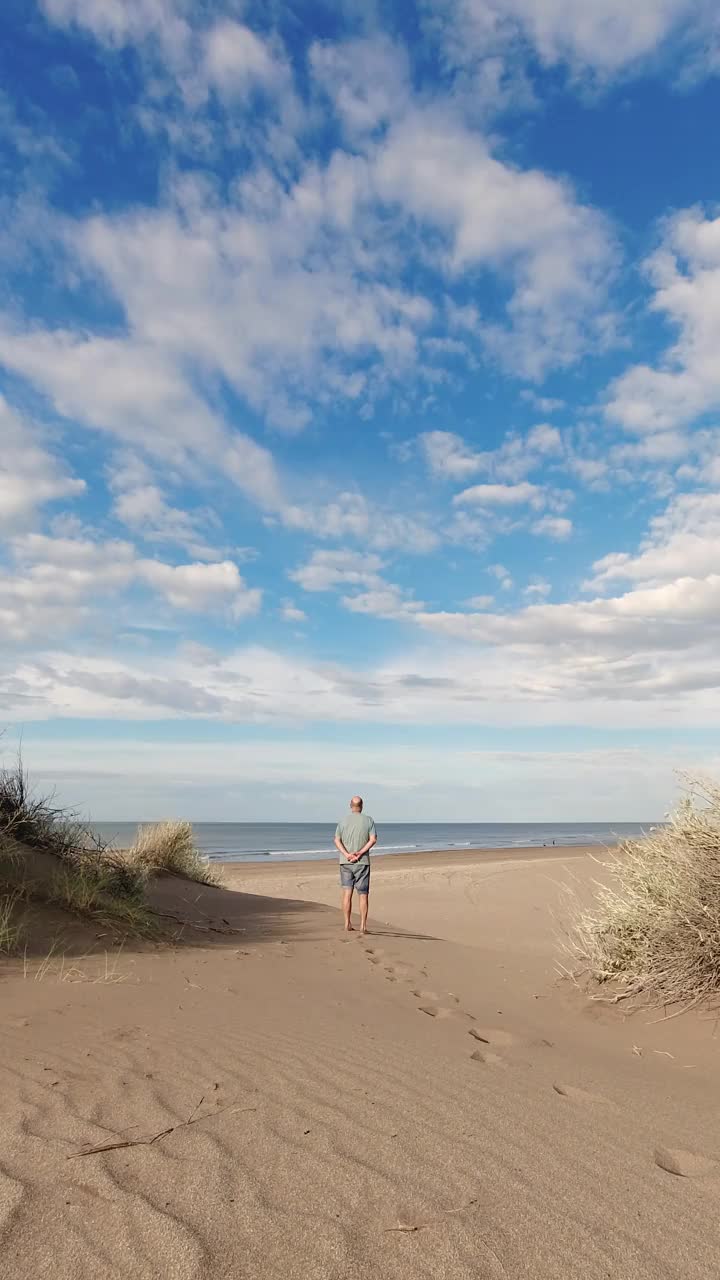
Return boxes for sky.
[2,0,720,821]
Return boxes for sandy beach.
[3,845,720,1279]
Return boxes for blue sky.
[3,0,720,820]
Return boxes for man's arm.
[335,835,359,862]
[356,833,378,856]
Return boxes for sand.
[2,845,720,1279]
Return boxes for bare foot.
[345,923,354,932]
[360,927,369,935]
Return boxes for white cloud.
[588,491,720,588]
[532,514,572,540]
[139,559,261,617]
[280,602,307,623]
[284,497,438,554]
[1,533,260,640]
[527,422,563,454]
[342,584,424,620]
[289,549,385,593]
[454,480,544,507]
[289,549,422,619]
[40,0,191,57]
[606,209,720,434]
[524,578,551,599]
[202,21,287,98]
[109,457,220,559]
[0,321,438,557]
[420,431,483,479]
[0,396,85,532]
[67,183,433,432]
[374,108,616,373]
[488,563,513,590]
[429,0,718,79]
[421,424,565,489]
[0,324,289,513]
[309,35,410,136]
[0,327,222,454]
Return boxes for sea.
[89,821,657,864]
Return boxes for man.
[334,795,377,934]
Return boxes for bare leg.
[342,887,354,930]
[358,892,369,934]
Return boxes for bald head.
[350,796,363,812]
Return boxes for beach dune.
[2,846,719,1279]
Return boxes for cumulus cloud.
[280,601,307,623]
[202,20,288,98]
[374,109,616,374]
[289,549,385,593]
[140,559,261,617]
[428,0,719,80]
[532,514,572,540]
[40,0,191,53]
[284,497,438,554]
[588,491,720,588]
[453,480,545,507]
[1,533,260,641]
[289,549,422,619]
[421,424,564,486]
[309,35,410,136]
[0,396,85,532]
[420,431,484,480]
[606,209,720,434]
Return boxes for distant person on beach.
[334,796,377,934]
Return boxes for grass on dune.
[46,864,157,934]
[0,890,25,954]
[571,775,720,1009]
[0,754,151,934]
[128,820,218,885]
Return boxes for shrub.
[0,758,84,858]
[128,820,217,884]
[572,776,720,1008]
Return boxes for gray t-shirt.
[335,814,376,866]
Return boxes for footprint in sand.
[411,988,441,1002]
[418,1004,457,1020]
[468,1027,516,1049]
[419,1004,475,1023]
[553,1082,608,1105]
[654,1146,718,1178]
[470,1048,506,1067]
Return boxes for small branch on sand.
[68,1096,256,1158]
[149,908,244,936]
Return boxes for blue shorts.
[339,861,370,894]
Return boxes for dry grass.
[0,890,25,954]
[47,864,157,934]
[23,942,130,984]
[128,820,217,884]
[571,775,720,1008]
[0,755,149,924]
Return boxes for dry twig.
[69,1096,256,1158]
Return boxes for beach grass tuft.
[572,775,720,1008]
[128,820,218,885]
[0,754,152,933]
[47,864,156,933]
[0,890,25,954]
